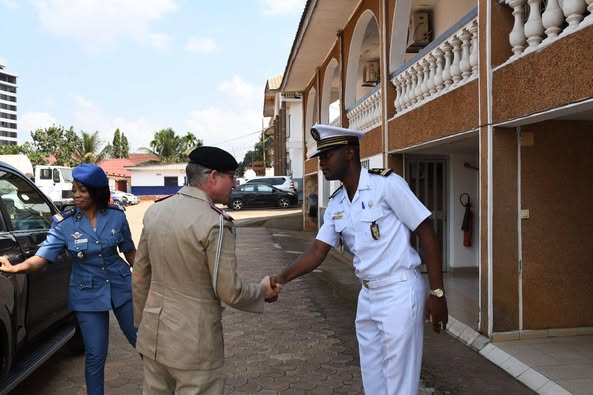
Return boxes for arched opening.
[345,10,381,110]
[305,88,317,158]
[321,58,340,125]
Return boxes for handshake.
[261,276,283,303]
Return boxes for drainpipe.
[382,0,389,167]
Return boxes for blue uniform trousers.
[75,300,137,395]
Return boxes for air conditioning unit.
[362,61,380,87]
[407,10,432,53]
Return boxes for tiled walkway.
[444,271,593,395]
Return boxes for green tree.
[76,131,104,163]
[121,134,129,158]
[112,129,122,157]
[31,125,81,167]
[141,128,203,163]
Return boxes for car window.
[257,185,274,192]
[0,171,53,231]
[241,185,256,192]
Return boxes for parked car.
[111,190,129,206]
[114,191,139,205]
[227,183,298,210]
[244,176,297,193]
[0,161,83,393]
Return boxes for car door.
[255,185,277,206]
[0,170,71,340]
[240,184,258,207]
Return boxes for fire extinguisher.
[460,193,473,247]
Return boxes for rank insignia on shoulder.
[368,168,393,177]
[329,185,343,200]
[53,208,75,223]
[210,203,234,222]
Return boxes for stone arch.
[345,10,381,110]
[389,0,413,73]
[305,88,317,156]
[321,58,340,124]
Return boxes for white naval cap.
[309,124,364,158]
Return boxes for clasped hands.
[261,276,283,303]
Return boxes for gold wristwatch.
[429,288,445,298]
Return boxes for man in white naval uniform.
[271,124,448,395]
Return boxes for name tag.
[332,211,344,220]
[74,238,88,244]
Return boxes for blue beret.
[72,164,109,188]
[188,146,238,172]
[309,124,364,158]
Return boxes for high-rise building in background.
[0,58,18,145]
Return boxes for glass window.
[0,171,52,231]
[241,185,256,192]
[164,176,178,186]
[257,185,273,192]
[39,168,52,180]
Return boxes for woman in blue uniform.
[0,164,137,395]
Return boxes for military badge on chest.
[370,221,380,240]
[72,231,88,260]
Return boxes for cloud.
[185,76,264,161]
[148,33,173,51]
[0,0,18,9]
[259,0,305,16]
[71,95,155,152]
[31,0,179,53]
[185,37,217,54]
[18,111,58,143]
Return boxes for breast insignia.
[210,204,234,222]
[368,168,393,177]
[329,185,344,200]
[53,208,76,223]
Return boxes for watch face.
[431,288,444,297]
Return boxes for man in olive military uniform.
[271,124,448,395]
[133,146,278,394]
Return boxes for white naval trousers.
[355,270,426,395]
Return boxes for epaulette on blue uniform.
[108,204,124,211]
[53,208,76,223]
[210,203,234,222]
[329,185,343,200]
[368,168,393,177]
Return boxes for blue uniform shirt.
[37,205,136,312]
[317,168,431,280]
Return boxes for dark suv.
[244,176,297,193]
[0,161,82,394]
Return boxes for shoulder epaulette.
[329,185,344,200]
[108,204,124,211]
[210,203,234,222]
[155,194,173,203]
[53,208,75,223]
[368,168,393,177]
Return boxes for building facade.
[263,74,305,197]
[278,0,593,339]
[0,59,17,145]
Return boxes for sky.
[0,0,306,162]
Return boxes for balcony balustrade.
[501,0,592,62]
[346,86,382,132]
[391,13,478,116]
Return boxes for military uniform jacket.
[316,168,431,281]
[133,186,265,370]
[36,206,135,311]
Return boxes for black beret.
[72,164,109,188]
[188,146,238,172]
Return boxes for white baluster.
[459,28,472,79]
[421,59,431,99]
[399,73,409,110]
[469,21,479,77]
[407,68,417,107]
[433,48,444,92]
[414,63,424,105]
[562,0,587,32]
[441,42,453,88]
[450,36,462,85]
[403,70,413,109]
[542,0,565,43]
[580,0,593,26]
[524,0,544,52]
[508,0,527,59]
[393,77,402,112]
[427,53,437,96]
